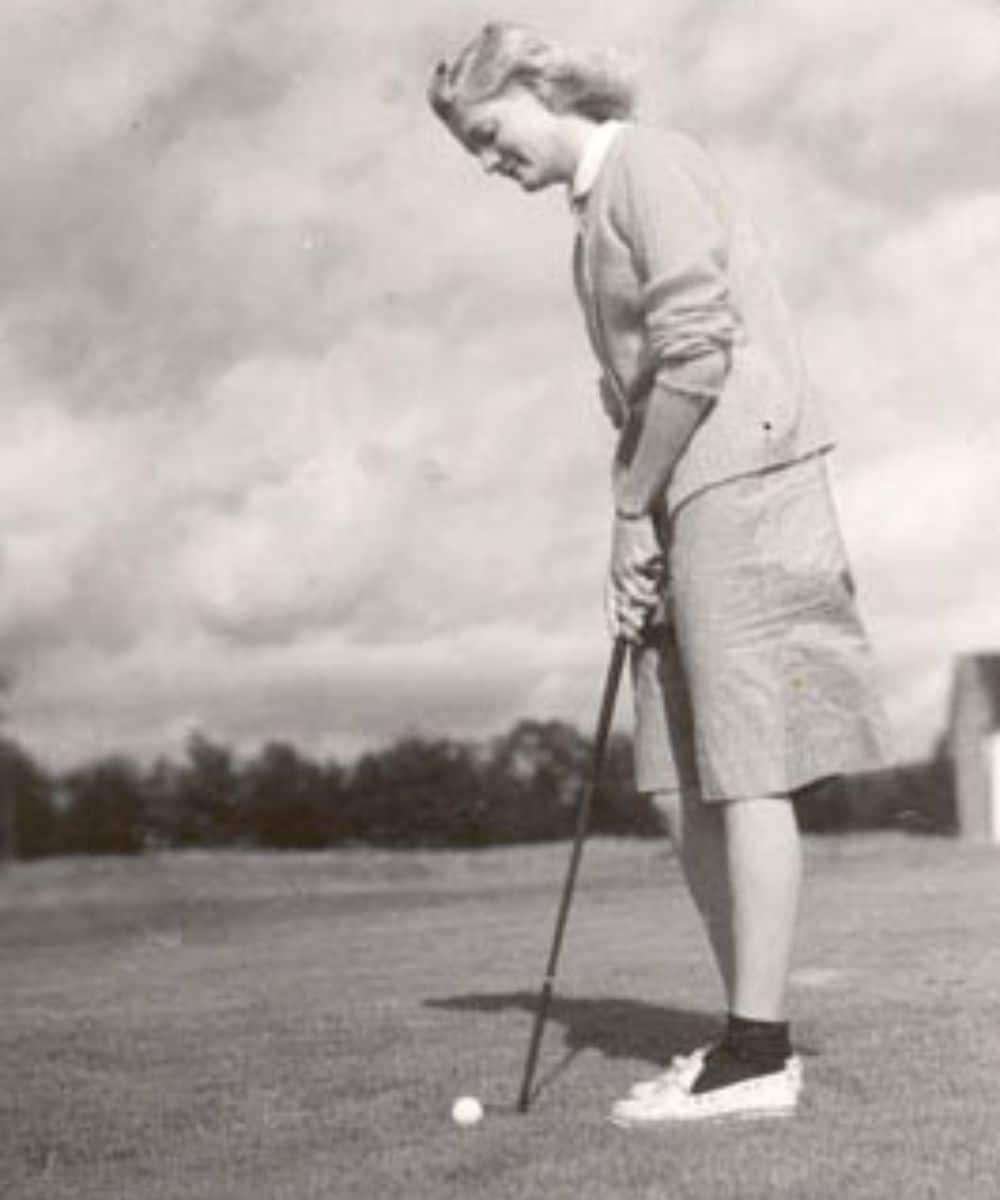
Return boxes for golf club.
[516,635,628,1113]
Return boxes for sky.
[1,0,998,769]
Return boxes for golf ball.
[451,1095,484,1127]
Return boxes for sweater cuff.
[654,347,728,403]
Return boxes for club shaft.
[517,637,628,1113]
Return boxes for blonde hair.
[429,23,636,136]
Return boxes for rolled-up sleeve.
[619,140,739,399]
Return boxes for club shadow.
[424,991,722,1070]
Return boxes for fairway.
[2,835,999,1199]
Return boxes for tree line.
[0,721,955,862]
[0,720,658,860]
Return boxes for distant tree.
[891,758,957,834]
[323,759,354,844]
[484,720,590,843]
[348,737,492,846]
[590,731,656,835]
[0,749,15,863]
[241,741,333,848]
[61,756,146,855]
[0,670,16,862]
[172,733,241,846]
[141,756,185,848]
[0,737,57,860]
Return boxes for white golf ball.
[451,1095,484,1127]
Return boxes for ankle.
[724,1013,792,1062]
[690,1014,793,1095]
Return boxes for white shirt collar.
[570,120,625,206]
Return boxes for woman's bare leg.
[650,790,801,1020]
[723,795,801,1020]
[649,789,734,1006]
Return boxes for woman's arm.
[613,373,720,518]
[611,134,737,518]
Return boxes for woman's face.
[457,86,569,192]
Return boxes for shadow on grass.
[425,991,721,1101]
[426,992,823,1107]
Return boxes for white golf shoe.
[610,1055,803,1127]
[627,1045,712,1099]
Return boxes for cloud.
[657,0,1000,201]
[2,0,998,768]
[0,3,220,167]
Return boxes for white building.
[946,654,1000,843]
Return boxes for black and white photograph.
[1,2,998,1196]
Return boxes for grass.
[2,834,1000,1199]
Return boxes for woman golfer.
[429,24,887,1126]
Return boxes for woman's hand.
[606,515,666,642]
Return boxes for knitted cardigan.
[572,124,832,512]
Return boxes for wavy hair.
[428,23,636,136]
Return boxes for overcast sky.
[2,0,998,769]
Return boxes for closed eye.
[467,121,498,151]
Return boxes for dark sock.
[691,1014,792,1095]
